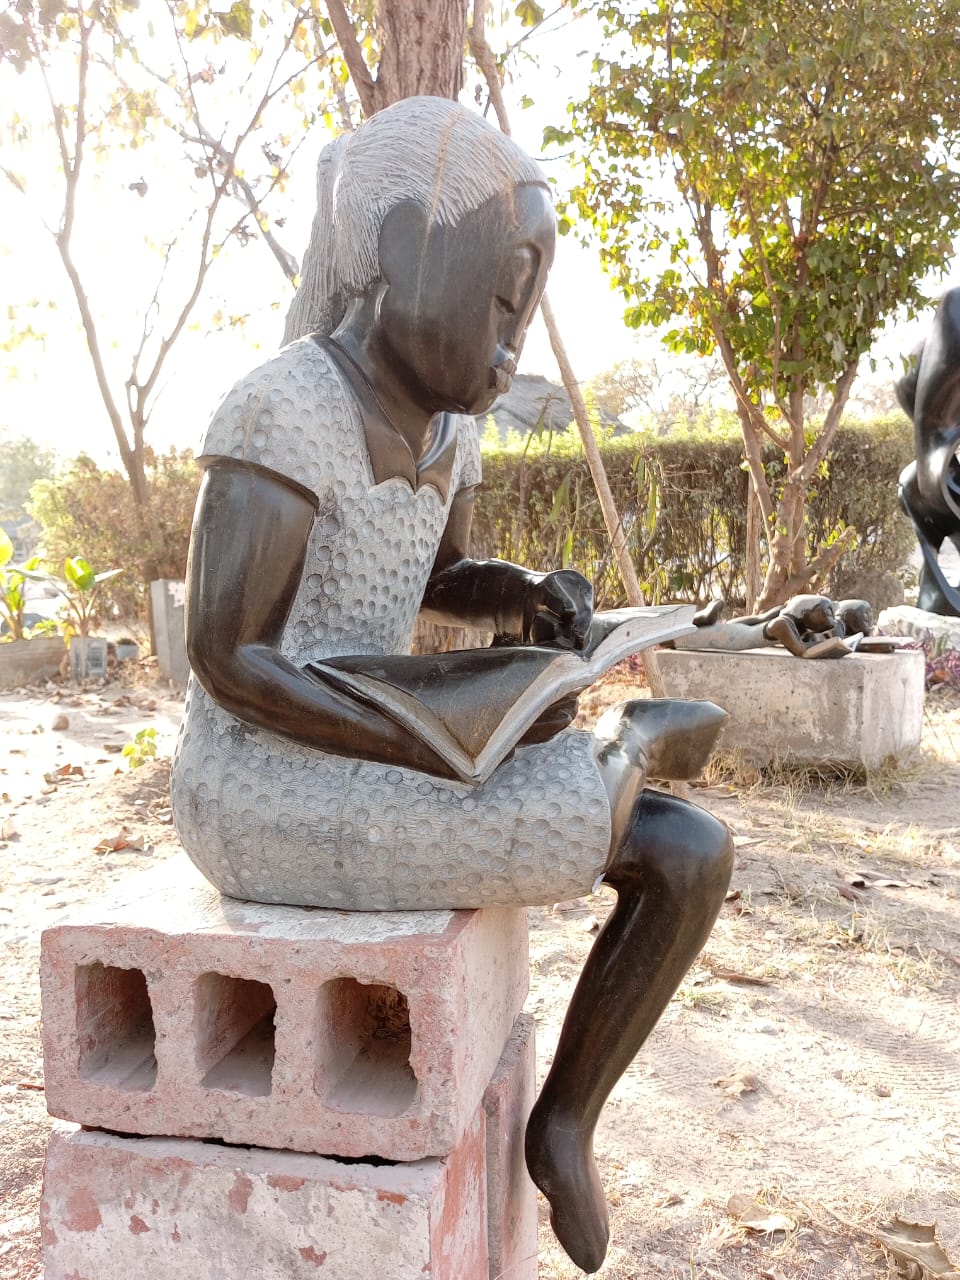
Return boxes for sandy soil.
[1,664,958,1280]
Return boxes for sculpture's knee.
[607,788,733,902]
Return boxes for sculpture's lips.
[491,361,517,395]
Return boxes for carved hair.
[282,96,548,345]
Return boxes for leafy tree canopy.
[562,0,960,400]
[553,0,960,604]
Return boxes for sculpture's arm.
[762,615,811,656]
[186,459,456,776]
[420,486,593,648]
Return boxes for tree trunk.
[374,0,467,107]
[325,0,469,117]
[744,480,763,611]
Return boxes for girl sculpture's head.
[283,98,555,415]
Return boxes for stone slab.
[41,856,529,1161]
[879,605,960,652]
[0,636,66,690]
[657,648,925,768]
[40,1118,488,1280]
[149,579,189,686]
[483,1013,538,1280]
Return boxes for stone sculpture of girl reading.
[171,97,733,1274]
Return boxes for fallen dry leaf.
[43,763,84,784]
[715,1069,759,1097]
[653,1192,683,1208]
[710,966,772,986]
[876,1215,960,1279]
[834,881,862,902]
[727,1194,795,1234]
[93,826,145,854]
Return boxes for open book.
[802,632,915,658]
[310,604,696,786]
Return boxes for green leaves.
[559,0,960,602]
[515,0,544,27]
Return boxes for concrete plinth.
[40,856,529,1162]
[40,1117,488,1280]
[657,647,925,768]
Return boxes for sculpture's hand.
[518,692,580,745]
[524,569,593,650]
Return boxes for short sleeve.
[198,339,357,502]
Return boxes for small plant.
[25,555,122,638]
[123,727,157,770]
[0,529,46,642]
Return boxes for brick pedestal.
[40,857,539,1278]
[41,1118,488,1280]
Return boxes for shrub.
[473,415,915,609]
[28,449,199,622]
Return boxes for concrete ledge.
[40,1118,488,1280]
[0,636,66,689]
[657,647,925,768]
[40,856,529,1162]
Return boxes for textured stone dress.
[171,337,611,909]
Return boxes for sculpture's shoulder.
[198,337,356,494]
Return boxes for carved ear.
[378,200,430,284]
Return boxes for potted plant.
[114,636,140,663]
[27,556,123,680]
[0,531,65,688]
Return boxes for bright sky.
[0,9,953,466]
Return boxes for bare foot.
[525,1110,610,1273]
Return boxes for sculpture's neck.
[331,297,437,463]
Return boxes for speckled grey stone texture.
[171,339,611,910]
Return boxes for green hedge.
[28,416,916,624]
[472,415,915,609]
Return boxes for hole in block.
[315,979,418,1117]
[75,962,157,1091]
[194,973,276,1096]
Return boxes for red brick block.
[41,1117,488,1280]
[41,856,529,1161]
[483,1013,538,1280]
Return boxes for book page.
[313,604,696,784]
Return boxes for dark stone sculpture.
[896,287,960,617]
[677,594,849,656]
[170,97,733,1273]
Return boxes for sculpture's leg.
[525,788,733,1273]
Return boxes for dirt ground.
[1,662,958,1279]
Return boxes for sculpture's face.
[787,595,836,634]
[377,184,555,415]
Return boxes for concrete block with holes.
[39,855,529,1163]
[40,1113,489,1280]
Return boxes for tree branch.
[323,0,376,116]
[467,0,509,133]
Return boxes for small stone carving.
[676,594,854,657]
[170,97,733,1273]
[896,287,960,618]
